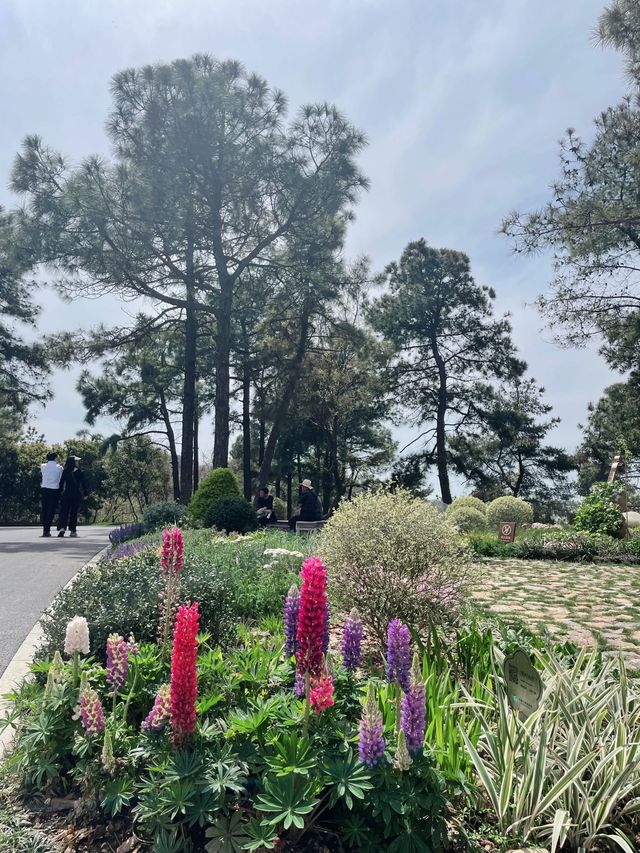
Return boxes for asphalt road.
[0,526,111,677]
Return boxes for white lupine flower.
[64,616,90,656]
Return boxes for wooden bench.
[295,520,325,533]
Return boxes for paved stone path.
[0,526,111,677]
[473,558,640,669]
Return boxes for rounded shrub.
[447,496,486,515]
[447,505,487,533]
[142,500,188,532]
[486,496,533,529]
[574,482,624,537]
[189,467,241,523]
[37,550,236,662]
[317,489,475,646]
[206,496,259,534]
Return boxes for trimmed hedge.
[189,467,241,523]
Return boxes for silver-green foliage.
[317,489,475,645]
[446,506,487,533]
[486,496,533,529]
[447,496,487,515]
[462,648,639,852]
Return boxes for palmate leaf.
[241,819,277,851]
[205,811,251,853]
[320,748,373,809]
[255,775,319,830]
[266,731,316,777]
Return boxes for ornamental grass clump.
[318,489,474,645]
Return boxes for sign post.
[503,648,543,720]
[498,521,516,544]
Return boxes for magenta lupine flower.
[322,600,330,655]
[359,682,385,767]
[342,608,363,672]
[106,633,129,694]
[142,685,171,732]
[284,585,300,657]
[401,654,426,756]
[161,527,185,577]
[80,687,105,736]
[386,619,411,691]
[296,557,328,679]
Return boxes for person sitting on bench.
[289,479,323,531]
[256,486,276,527]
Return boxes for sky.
[0,0,629,485]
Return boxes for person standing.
[40,451,63,537]
[288,479,323,531]
[57,457,87,538]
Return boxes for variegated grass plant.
[462,648,640,852]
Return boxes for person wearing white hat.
[288,478,323,531]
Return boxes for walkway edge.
[0,542,111,760]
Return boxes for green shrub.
[36,550,236,661]
[467,532,515,558]
[574,482,624,537]
[486,496,533,529]
[447,495,486,515]
[447,505,487,533]
[205,497,259,534]
[141,500,188,532]
[318,489,474,645]
[189,467,240,523]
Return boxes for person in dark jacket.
[256,487,276,527]
[288,479,323,531]
[57,457,87,538]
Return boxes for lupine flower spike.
[169,602,199,750]
[386,618,411,733]
[80,684,105,736]
[45,650,66,698]
[310,671,335,715]
[401,653,426,756]
[296,557,329,734]
[158,527,185,648]
[65,616,90,686]
[393,729,413,772]
[106,634,129,695]
[284,585,300,657]
[358,682,385,767]
[142,685,171,732]
[101,729,116,774]
[342,608,363,672]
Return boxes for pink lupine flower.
[296,557,328,679]
[80,686,105,736]
[106,633,129,694]
[310,672,335,715]
[169,602,199,749]
[142,685,171,732]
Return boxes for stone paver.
[475,558,640,669]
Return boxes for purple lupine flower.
[294,670,306,697]
[142,685,171,732]
[359,682,385,767]
[112,541,153,560]
[386,619,411,691]
[322,600,330,655]
[342,608,363,672]
[401,653,426,756]
[108,523,143,546]
[80,687,105,736]
[106,633,129,694]
[284,585,300,657]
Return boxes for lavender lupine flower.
[142,685,171,732]
[401,653,426,756]
[106,633,129,694]
[126,634,140,656]
[386,619,411,691]
[294,670,306,698]
[322,600,330,655]
[284,585,300,657]
[359,683,385,767]
[80,686,105,736]
[341,608,363,672]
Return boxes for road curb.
[0,541,111,760]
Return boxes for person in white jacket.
[40,452,63,537]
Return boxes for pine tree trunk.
[193,392,199,492]
[213,275,233,468]
[242,355,252,500]
[180,271,197,502]
[159,388,181,501]
[431,336,452,504]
